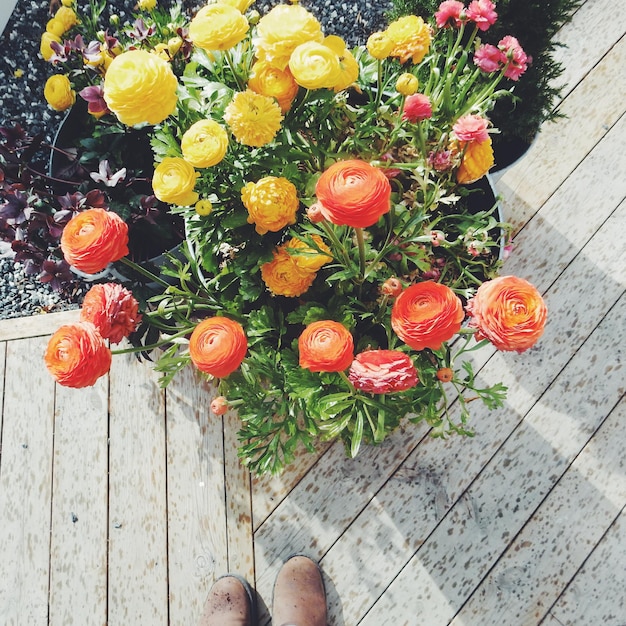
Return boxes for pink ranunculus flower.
[402,93,433,123]
[453,114,490,143]
[466,0,497,31]
[499,35,529,81]
[348,350,419,394]
[435,0,465,28]
[474,43,505,73]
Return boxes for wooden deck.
[1,1,625,624]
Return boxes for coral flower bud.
[382,277,403,297]
[210,396,229,416]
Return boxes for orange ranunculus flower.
[348,350,418,394]
[391,281,464,351]
[284,235,333,272]
[241,176,299,234]
[315,159,391,228]
[189,3,249,51]
[103,49,179,126]
[386,15,432,64]
[261,247,316,297]
[60,208,129,274]
[456,137,494,184]
[45,322,112,388]
[466,275,547,352]
[248,61,299,113]
[189,317,248,378]
[298,320,354,373]
[80,283,142,344]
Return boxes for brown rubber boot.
[272,555,327,626]
[198,575,254,626]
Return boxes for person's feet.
[272,555,327,626]
[198,575,254,626]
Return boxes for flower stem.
[339,370,355,392]
[118,256,171,289]
[355,227,366,281]
[223,49,245,92]
[111,327,190,355]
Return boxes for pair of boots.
[199,555,326,626]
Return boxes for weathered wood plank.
[252,439,331,532]
[107,350,168,624]
[451,397,626,624]
[359,293,625,625]
[0,337,56,625]
[321,199,626,623]
[492,35,626,229]
[223,409,255,583]
[165,365,229,625]
[253,419,432,620]
[48,377,109,626]
[0,309,81,342]
[500,113,626,284]
[550,0,625,101]
[548,505,626,625]
[0,341,5,436]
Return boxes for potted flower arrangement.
[43,0,547,476]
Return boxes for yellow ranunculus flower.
[386,15,432,65]
[289,41,342,90]
[248,61,299,113]
[285,235,333,272]
[152,43,170,61]
[103,49,179,126]
[456,138,494,184]
[137,0,157,10]
[366,31,394,60]
[61,0,74,6]
[195,200,213,216]
[261,247,316,297]
[396,72,419,96]
[181,119,229,168]
[46,18,66,37]
[255,4,323,70]
[152,157,200,206]
[44,75,76,112]
[54,6,78,32]
[221,0,255,12]
[323,35,359,92]
[224,90,283,147]
[189,3,248,52]
[241,176,299,235]
[40,32,61,61]
[167,36,183,56]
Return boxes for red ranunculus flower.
[466,0,497,31]
[402,93,433,123]
[44,321,112,388]
[80,283,142,344]
[315,159,391,228]
[391,281,464,351]
[435,0,465,29]
[298,320,354,372]
[60,208,129,274]
[466,275,547,352]
[189,317,248,378]
[348,350,419,394]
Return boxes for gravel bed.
[0,0,391,320]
